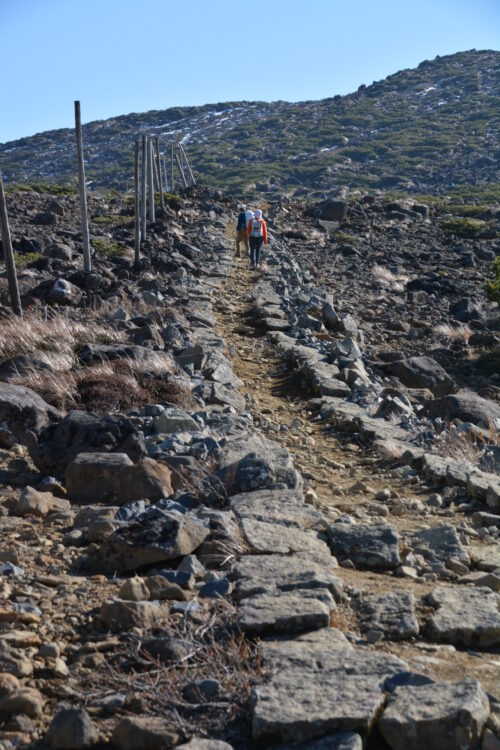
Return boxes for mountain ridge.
[1,48,499,197]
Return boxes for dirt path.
[213,250,500,698]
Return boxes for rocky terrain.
[1,49,499,198]
[0,182,499,750]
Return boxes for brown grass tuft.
[434,323,472,344]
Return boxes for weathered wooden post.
[0,171,22,317]
[74,101,92,272]
[175,149,188,188]
[171,144,175,192]
[180,144,196,186]
[147,137,155,222]
[141,134,147,242]
[152,150,160,192]
[162,154,169,192]
[134,139,140,267]
[155,138,165,214]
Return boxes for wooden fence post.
[152,143,160,194]
[162,154,169,192]
[74,101,92,272]
[155,138,165,215]
[147,137,155,222]
[141,134,147,242]
[134,139,140,267]
[175,149,188,188]
[0,171,22,317]
[180,144,196,186]
[171,144,175,192]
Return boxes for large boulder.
[112,458,174,504]
[47,279,82,306]
[0,382,60,443]
[111,716,179,750]
[27,410,146,478]
[306,200,348,222]
[327,522,400,570]
[65,453,173,505]
[45,707,98,749]
[85,509,209,573]
[381,356,456,397]
[10,486,70,518]
[65,452,133,504]
[78,343,177,374]
[423,390,500,428]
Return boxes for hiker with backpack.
[235,204,249,258]
[247,208,268,268]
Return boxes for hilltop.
[1,49,499,198]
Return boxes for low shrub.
[486,257,500,305]
[441,216,495,238]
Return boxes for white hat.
[238,204,245,210]
[254,209,262,219]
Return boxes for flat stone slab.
[407,524,470,567]
[238,592,333,635]
[234,554,343,602]
[253,670,386,743]
[427,586,500,647]
[470,543,500,571]
[327,522,400,570]
[266,732,363,750]
[239,517,331,557]
[261,628,352,670]
[353,591,419,641]
[253,643,409,746]
[230,489,323,528]
[378,679,490,750]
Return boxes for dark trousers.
[250,236,264,266]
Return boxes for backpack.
[250,218,262,238]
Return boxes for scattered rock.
[45,707,99,749]
[327,522,400,569]
[111,716,179,749]
[353,591,419,641]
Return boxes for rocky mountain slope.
[1,49,499,197]
[0,181,499,748]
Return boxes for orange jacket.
[247,217,268,244]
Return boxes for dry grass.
[9,356,194,414]
[102,607,264,746]
[0,311,124,371]
[434,428,484,466]
[371,264,408,293]
[1,311,194,413]
[433,323,472,344]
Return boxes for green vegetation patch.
[92,214,120,227]
[334,231,357,244]
[12,251,42,267]
[487,256,500,305]
[5,182,78,197]
[441,216,495,238]
[91,239,126,257]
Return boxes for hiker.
[235,204,249,258]
[247,208,268,268]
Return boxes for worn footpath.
[0,187,499,749]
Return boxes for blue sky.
[1,0,498,143]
